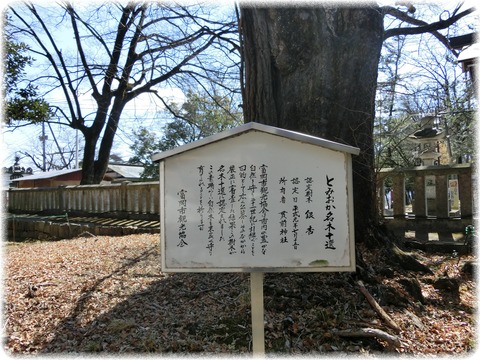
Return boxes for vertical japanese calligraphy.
[291,177,300,249]
[324,175,336,250]
[279,177,288,244]
[304,177,315,237]
[277,176,316,250]
[217,165,226,242]
[206,165,215,255]
[160,127,356,271]
[248,165,257,256]
[197,166,205,231]
[176,189,188,247]
[259,164,269,255]
[189,164,330,256]
[227,166,237,254]
[238,165,247,254]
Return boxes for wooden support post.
[250,272,265,356]
[121,181,129,213]
[58,185,66,213]
[392,175,405,218]
[458,171,473,218]
[12,215,16,242]
[377,174,386,216]
[435,175,449,219]
[414,175,426,218]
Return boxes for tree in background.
[397,36,476,165]
[3,18,74,172]
[128,90,242,179]
[375,34,417,169]
[15,124,80,171]
[7,3,240,184]
[4,16,52,124]
[375,25,476,170]
[240,3,474,243]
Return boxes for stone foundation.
[6,217,159,241]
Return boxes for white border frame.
[159,153,356,273]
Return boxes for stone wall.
[6,217,159,241]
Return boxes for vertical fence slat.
[8,181,161,218]
[435,175,449,219]
[414,175,426,218]
[458,172,473,218]
[392,175,405,218]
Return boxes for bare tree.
[240,3,474,242]
[8,2,240,184]
[16,122,80,172]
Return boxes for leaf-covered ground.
[2,233,476,356]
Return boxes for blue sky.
[2,0,477,173]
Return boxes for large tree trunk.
[240,6,384,242]
[79,97,125,185]
[80,129,100,185]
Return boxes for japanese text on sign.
[174,163,339,256]
[160,127,355,271]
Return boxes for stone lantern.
[407,115,447,166]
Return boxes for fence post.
[7,189,13,213]
[458,170,472,218]
[413,174,426,218]
[121,181,130,213]
[376,173,386,216]
[58,185,66,213]
[435,175,449,219]
[392,174,405,218]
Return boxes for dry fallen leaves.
[2,234,476,355]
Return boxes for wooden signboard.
[152,122,359,273]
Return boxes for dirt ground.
[2,233,476,355]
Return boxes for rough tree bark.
[240,6,384,242]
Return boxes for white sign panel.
[156,124,357,272]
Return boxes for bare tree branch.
[383,6,475,55]
[9,5,78,128]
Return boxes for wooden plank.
[251,272,265,356]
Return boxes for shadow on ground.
[35,246,475,355]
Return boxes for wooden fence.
[7,181,159,217]
[377,163,474,220]
[7,164,475,226]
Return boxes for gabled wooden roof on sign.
[151,122,360,163]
